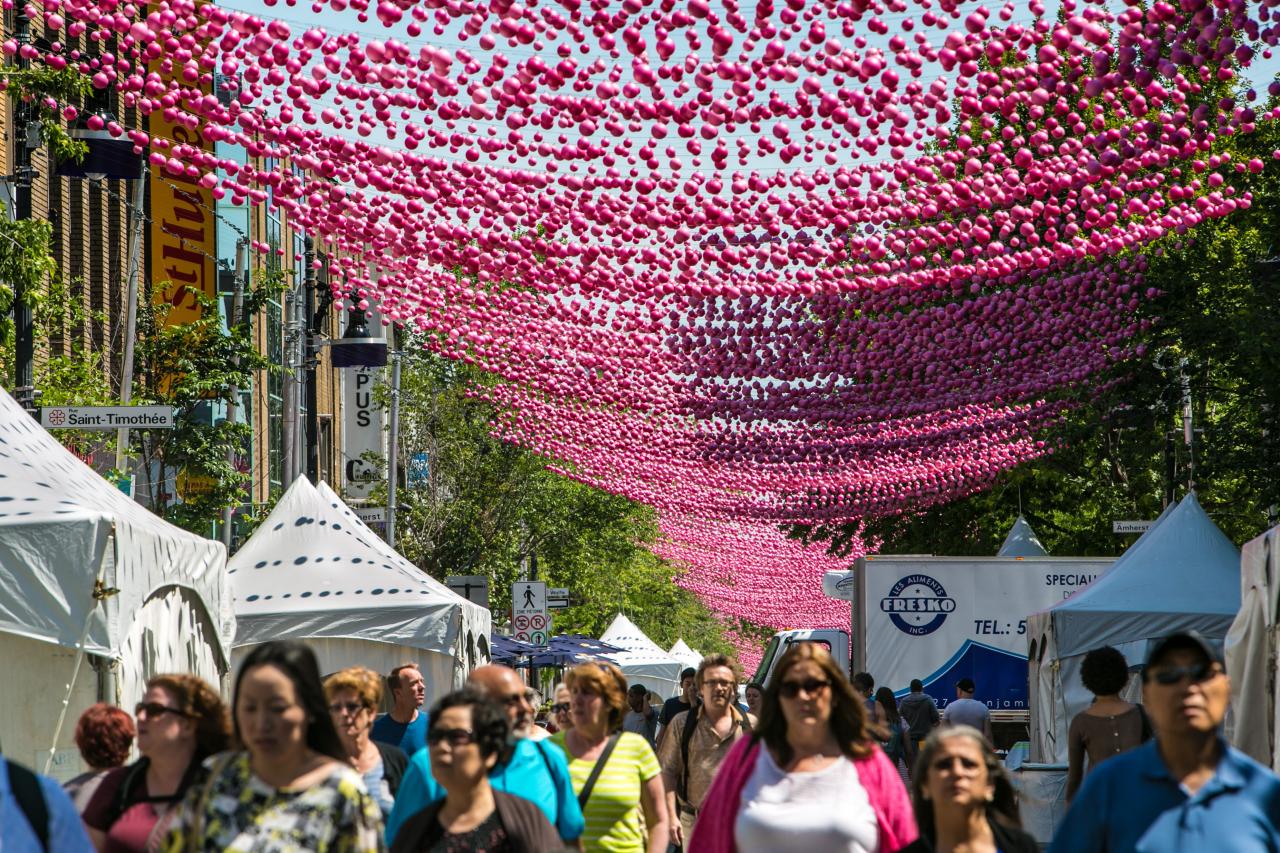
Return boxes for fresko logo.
[881,574,956,636]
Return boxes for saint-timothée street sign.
[41,405,175,430]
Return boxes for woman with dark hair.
[65,703,135,811]
[874,687,912,785]
[898,727,1038,853]
[551,661,668,852]
[161,641,383,852]
[81,675,230,851]
[1065,645,1150,802]
[689,643,916,853]
[390,688,563,852]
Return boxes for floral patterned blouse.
[160,751,384,853]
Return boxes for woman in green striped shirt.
[550,662,669,853]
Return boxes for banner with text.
[865,558,1113,709]
[342,367,385,500]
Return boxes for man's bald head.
[468,664,534,733]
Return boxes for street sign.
[547,587,571,609]
[447,575,490,610]
[512,581,549,646]
[407,452,430,488]
[41,405,175,430]
[176,469,217,500]
[1112,520,1154,534]
[354,507,386,524]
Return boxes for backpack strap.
[7,760,49,852]
[677,706,700,805]
[576,733,621,810]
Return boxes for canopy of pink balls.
[15,0,1277,647]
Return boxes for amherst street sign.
[41,405,176,430]
[1112,520,1154,534]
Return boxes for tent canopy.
[1031,493,1240,659]
[997,515,1049,557]
[231,478,489,656]
[0,390,231,663]
[669,639,702,670]
[1226,525,1280,767]
[601,613,683,697]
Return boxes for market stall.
[600,613,683,697]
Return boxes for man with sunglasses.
[385,664,585,847]
[1051,632,1280,852]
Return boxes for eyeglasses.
[328,701,367,715]
[702,679,735,690]
[552,703,570,713]
[135,702,191,719]
[1151,661,1218,686]
[778,678,831,699]
[498,692,532,708]
[427,727,477,747]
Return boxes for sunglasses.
[135,702,191,719]
[427,727,477,747]
[778,678,831,699]
[328,701,367,715]
[1150,661,1218,686]
[552,703,570,713]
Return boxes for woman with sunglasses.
[690,643,917,853]
[551,662,668,853]
[161,641,383,852]
[898,727,1037,853]
[326,667,408,819]
[81,674,231,852]
[550,683,573,735]
[390,688,563,852]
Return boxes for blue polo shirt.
[1050,739,1280,852]
[0,757,93,852]
[385,736,585,845]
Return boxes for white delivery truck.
[752,555,1113,746]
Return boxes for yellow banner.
[149,117,216,330]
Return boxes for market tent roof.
[996,515,1049,557]
[230,477,489,655]
[0,389,232,663]
[601,613,683,697]
[669,639,702,670]
[1031,493,1240,659]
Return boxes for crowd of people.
[2,629,1278,851]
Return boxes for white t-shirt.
[734,746,879,853]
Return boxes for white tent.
[669,639,702,671]
[601,613,684,698]
[1027,493,1240,762]
[1226,524,1280,768]
[230,478,490,706]
[0,390,232,778]
[997,515,1049,557]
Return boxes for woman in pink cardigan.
[689,643,918,853]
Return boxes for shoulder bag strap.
[186,753,235,853]
[677,707,700,804]
[7,760,49,852]
[576,733,621,810]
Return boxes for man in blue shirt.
[0,755,93,852]
[1051,631,1280,852]
[386,664,584,845]
[370,662,429,756]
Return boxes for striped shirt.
[550,731,661,852]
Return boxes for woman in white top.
[688,642,918,853]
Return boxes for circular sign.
[515,615,530,630]
[530,614,547,630]
[880,574,956,636]
[529,630,547,646]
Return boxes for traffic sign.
[547,587,571,609]
[512,581,548,647]
[446,575,490,610]
[354,507,386,524]
[41,405,175,430]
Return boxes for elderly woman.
[689,643,917,853]
[550,662,668,853]
[550,683,573,735]
[161,641,383,852]
[898,727,1038,853]
[326,666,408,819]
[65,703,135,811]
[82,676,231,852]
[390,688,562,852]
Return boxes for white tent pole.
[45,542,115,775]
